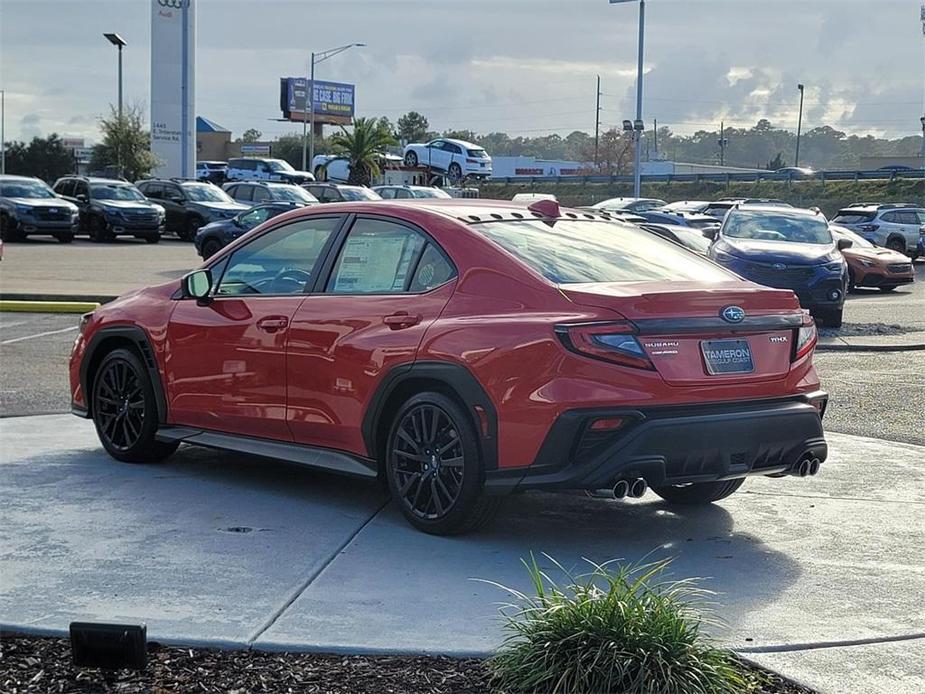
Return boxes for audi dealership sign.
[150,0,195,178]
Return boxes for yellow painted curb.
[0,300,101,314]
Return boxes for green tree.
[329,117,398,185]
[2,134,75,182]
[239,128,263,143]
[397,111,429,144]
[89,103,159,180]
[767,152,786,170]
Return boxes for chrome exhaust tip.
[809,458,821,476]
[798,459,810,477]
[629,477,647,498]
[612,479,630,499]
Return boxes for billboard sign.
[151,0,196,178]
[280,77,355,119]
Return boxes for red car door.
[286,216,457,455]
[165,215,344,439]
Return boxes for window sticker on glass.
[329,220,425,294]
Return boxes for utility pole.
[594,75,601,166]
[718,121,728,167]
[0,90,5,175]
[795,83,805,167]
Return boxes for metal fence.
[488,169,925,185]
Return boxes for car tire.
[385,391,500,535]
[885,237,906,255]
[143,233,160,244]
[56,232,74,244]
[448,162,463,183]
[89,215,112,242]
[651,478,745,505]
[201,238,223,259]
[816,307,844,328]
[179,216,202,242]
[1,215,23,241]
[846,269,856,291]
[91,348,179,464]
[404,151,419,167]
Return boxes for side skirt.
[155,426,378,478]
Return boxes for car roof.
[86,177,133,184]
[733,204,821,217]
[432,137,480,148]
[0,174,40,181]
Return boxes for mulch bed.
[1,634,813,693]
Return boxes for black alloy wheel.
[386,392,499,535]
[92,348,179,463]
[201,238,223,259]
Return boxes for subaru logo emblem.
[772,263,787,271]
[721,306,746,323]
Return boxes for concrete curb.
[817,340,925,353]
[0,299,101,314]
[1,293,115,305]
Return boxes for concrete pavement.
[2,414,923,692]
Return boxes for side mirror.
[702,227,718,241]
[836,238,853,251]
[182,269,213,302]
[76,194,88,203]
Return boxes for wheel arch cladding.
[82,326,167,423]
[363,361,499,472]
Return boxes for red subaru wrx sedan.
[70,200,828,534]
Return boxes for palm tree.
[329,117,397,186]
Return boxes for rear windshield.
[472,219,733,284]
[339,187,381,201]
[723,210,832,244]
[831,211,876,224]
[268,185,316,203]
[467,149,488,158]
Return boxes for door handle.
[383,312,421,330]
[256,316,289,333]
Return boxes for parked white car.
[225,157,314,185]
[402,138,492,181]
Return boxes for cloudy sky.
[1,0,923,144]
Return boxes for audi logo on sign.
[157,0,187,8]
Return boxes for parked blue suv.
[708,205,850,327]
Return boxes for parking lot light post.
[103,33,126,120]
[795,83,805,168]
[610,0,645,197]
[1,89,5,175]
[920,115,925,160]
[301,43,365,172]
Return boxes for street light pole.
[610,0,645,197]
[919,115,925,160]
[104,33,126,177]
[300,42,365,172]
[718,121,728,167]
[795,83,805,168]
[1,90,5,175]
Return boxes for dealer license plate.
[701,339,754,375]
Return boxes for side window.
[915,211,925,225]
[880,212,898,223]
[142,182,160,198]
[304,186,321,199]
[409,243,456,292]
[74,181,89,198]
[164,184,183,200]
[327,219,426,294]
[378,188,395,200]
[428,140,443,150]
[238,206,272,228]
[446,143,462,155]
[55,179,74,196]
[322,188,342,202]
[251,186,270,202]
[898,211,919,225]
[395,189,412,199]
[217,217,341,296]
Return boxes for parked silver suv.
[830,203,924,260]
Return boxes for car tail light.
[466,158,478,164]
[555,321,655,370]
[859,224,879,232]
[792,313,817,361]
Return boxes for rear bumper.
[485,392,828,494]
